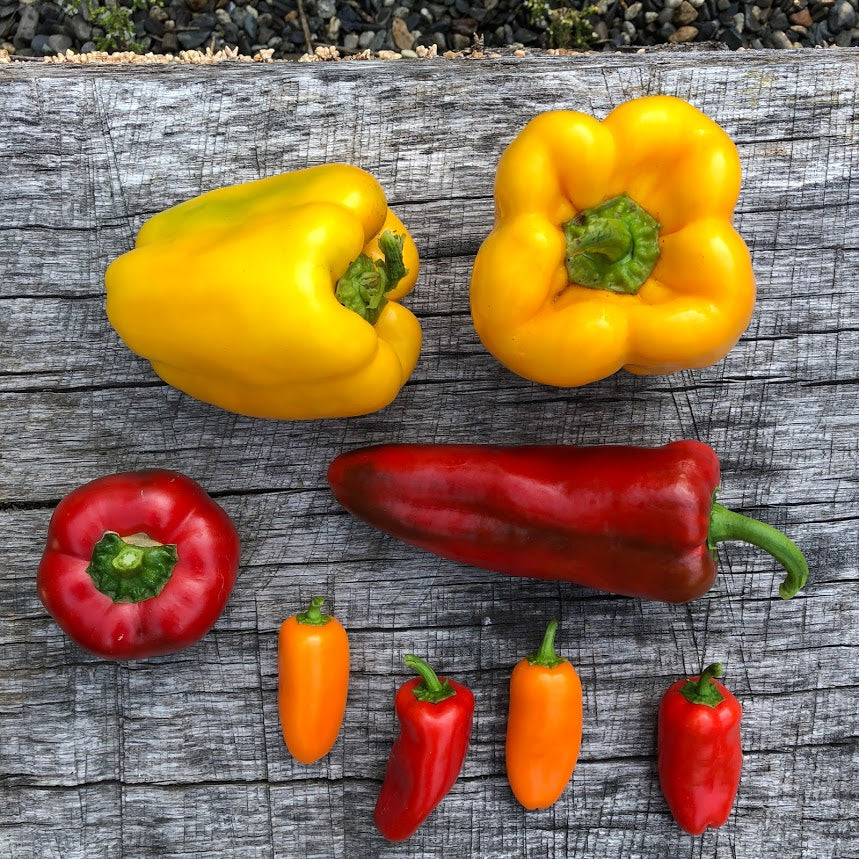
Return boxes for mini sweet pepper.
[470,96,755,387]
[105,164,421,419]
[658,663,743,835]
[278,597,350,765]
[374,655,474,841]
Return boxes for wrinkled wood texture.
[1,51,857,858]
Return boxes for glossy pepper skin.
[105,164,421,419]
[506,620,582,809]
[374,655,474,841]
[658,663,743,835]
[327,441,808,603]
[470,96,755,387]
[37,470,241,660]
[278,597,350,765]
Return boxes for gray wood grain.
[1,51,857,858]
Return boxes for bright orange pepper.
[278,596,349,765]
[505,620,582,809]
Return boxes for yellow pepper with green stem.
[470,96,756,387]
[106,164,421,419]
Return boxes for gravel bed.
[0,0,857,61]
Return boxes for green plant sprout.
[61,0,164,53]
[525,0,599,50]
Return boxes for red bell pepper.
[658,663,743,834]
[327,441,808,603]
[374,655,474,841]
[37,469,241,660]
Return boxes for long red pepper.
[374,655,474,841]
[658,663,743,834]
[327,441,809,603]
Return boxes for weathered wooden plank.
[2,247,858,389]
[1,51,857,859]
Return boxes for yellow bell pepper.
[470,96,756,387]
[106,164,421,419]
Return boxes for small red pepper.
[327,441,809,603]
[37,470,241,660]
[374,654,474,841]
[658,663,743,835]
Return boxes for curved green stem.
[297,596,330,626]
[527,620,565,669]
[563,194,661,294]
[334,230,408,325]
[87,531,177,603]
[404,654,456,704]
[680,663,725,708]
[709,502,809,600]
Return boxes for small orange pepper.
[505,620,583,809]
[278,596,349,765]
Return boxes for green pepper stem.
[569,217,633,261]
[563,194,661,295]
[87,531,178,604]
[404,654,456,704]
[334,230,408,325]
[680,663,725,708]
[709,502,809,600]
[297,596,330,626]
[527,620,565,669]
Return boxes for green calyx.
[708,500,809,600]
[297,596,331,626]
[87,531,178,603]
[404,654,457,704]
[563,194,661,294]
[526,620,566,669]
[680,663,725,708]
[334,230,408,325]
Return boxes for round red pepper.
[658,663,743,835]
[37,469,241,660]
[374,655,474,842]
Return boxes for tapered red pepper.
[658,663,743,834]
[278,597,350,765]
[327,441,808,603]
[374,655,474,841]
[506,620,582,809]
[37,470,241,660]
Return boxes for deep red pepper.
[37,469,241,660]
[658,663,743,834]
[374,654,474,842]
[327,441,808,603]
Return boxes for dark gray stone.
[829,0,856,29]
[770,9,789,28]
[144,16,166,35]
[30,31,52,52]
[14,4,38,47]
[68,12,92,41]
[47,30,69,51]
[243,9,257,38]
[723,24,743,44]
[176,24,211,47]
[768,27,792,44]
